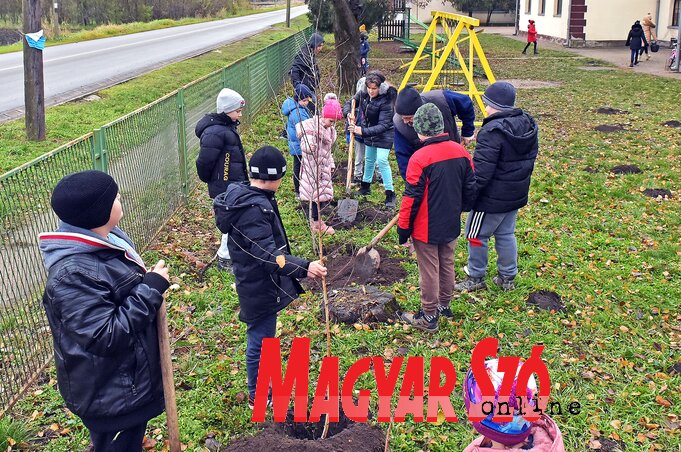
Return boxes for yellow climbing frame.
[399,11,496,117]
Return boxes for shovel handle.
[157,300,181,452]
[345,99,356,194]
[366,214,400,251]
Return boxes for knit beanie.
[413,103,444,137]
[482,81,516,111]
[51,170,119,229]
[294,84,314,102]
[249,146,287,181]
[216,88,246,114]
[395,85,424,116]
[322,98,343,120]
[308,33,325,48]
[359,24,367,33]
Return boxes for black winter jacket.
[290,47,320,93]
[353,81,397,149]
[195,113,249,199]
[472,108,539,213]
[626,23,648,50]
[39,224,170,432]
[214,184,309,323]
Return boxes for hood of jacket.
[359,79,395,98]
[195,112,237,138]
[631,23,643,33]
[213,182,274,234]
[39,222,143,272]
[282,96,304,116]
[482,108,538,154]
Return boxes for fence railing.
[0,26,312,416]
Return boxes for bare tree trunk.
[332,0,360,95]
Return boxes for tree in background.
[449,0,514,25]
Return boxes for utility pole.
[286,0,291,27]
[514,0,520,35]
[675,4,681,72]
[23,0,46,141]
[52,2,61,39]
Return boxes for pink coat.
[463,415,565,452]
[296,116,337,203]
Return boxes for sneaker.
[352,175,363,185]
[248,394,273,410]
[534,50,539,55]
[401,310,438,332]
[384,190,396,209]
[454,276,487,292]
[492,274,515,291]
[437,304,453,318]
[463,265,470,276]
[279,128,288,139]
[358,182,371,196]
[217,257,232,271]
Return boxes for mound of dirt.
[662,120,681,128]
[326,286,402,324]
[596,107,629,115]
[0,28,21,46]
[595,124,626,133]
[328,205,395,230]
[225,410,385,452]
[527,291,565,312]
[642,188,673,199]
[610,165,642,174]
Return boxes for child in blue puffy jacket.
[281,84,313,199]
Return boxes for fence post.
[176,89,189,198]
[222,67,229,88]
[92,128,109,172]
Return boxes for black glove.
[397,226,411,245]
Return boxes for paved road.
[0,6,308,122]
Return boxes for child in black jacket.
[195,88,249,270]
[213,146,327,409]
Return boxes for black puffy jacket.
[214,183,309,323]
[39,225,170,432]
[472,108,539,213]
[290,47,320,93]
[626,23,648,50]
[353,81,397,149]
[195,113,249,199]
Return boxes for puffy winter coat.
[290,34,323,93]
[360,37,370,58]
[353,81,397,149]
[527,22,537,43]
[296,116,337,203]
[282,97,312,156]
[214,184,309,323]
[195,113,249,199]
[463,415,565,452]
[472,108,539,213]
[641,15,656,43]
[397,134,476,245]
[39,223,169,432]
[626,23,648,50]
[393,89,476,179]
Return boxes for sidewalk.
[485,26,680,80]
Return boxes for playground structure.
[398,11,497,117]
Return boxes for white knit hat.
[216,88,245,114]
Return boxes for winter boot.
[534,50,539,55]
[384,190,396,209]
[401,310,438,332]
[522,50,527,55]
[358,181,371,196]
[454,276,487,293]
[492,274,515,291]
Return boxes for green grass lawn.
[6,33,681,451]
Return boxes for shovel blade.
[355,247,381,280]
[337,198,359,223]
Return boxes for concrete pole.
[52,2,61,39]
[23,0,46,141]
[514,0,520,35]
[675,3,681,72]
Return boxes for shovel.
[337,99,359,224]
[355,214,400,280]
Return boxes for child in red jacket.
[523,20,538,55]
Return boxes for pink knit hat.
[322,99,343,120]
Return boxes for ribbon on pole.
[25,29,46,50]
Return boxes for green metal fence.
[0,26,312,416]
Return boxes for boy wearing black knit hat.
[40,170,170,451]
[213,146,327,409]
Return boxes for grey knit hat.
[482,81,516,111]
[216,88,245,114]
[413,103,444,137]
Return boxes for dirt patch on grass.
[595,124,626,133]
[583,166,599,173]
[0,28,21,46]
[527,291,565,312]
[662,120,681,128]
[328,205,395,230]
[225,410,385,451]
[596,107,629,115]
[610,165,642,174]
[503,79,562,89]
[642,188,673,199]
[592,437,626,451]
[327,286,402,324]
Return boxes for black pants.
[309,201,329,221]
[523,42,537,53]
[90,423,147,452]
[639,44,649,56]
[293,154,302,194]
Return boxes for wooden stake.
[157,301,181,452]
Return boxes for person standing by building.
[626,20,648,67]
[640,13,657,60]
[522,20,538,55]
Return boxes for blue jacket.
[360,38,370,58]
[281,97,312,156]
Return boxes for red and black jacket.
[397,135,476,244]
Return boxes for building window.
[525,0,532,14]
[539,0,546,15]
[674,0,680,26]
[554,0,563,16]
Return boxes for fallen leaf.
[655,395,671,408]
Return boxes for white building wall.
[583,0,657,41]
[519,0,569,40]
[656,0,678,42]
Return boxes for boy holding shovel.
[397,104,476,332]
